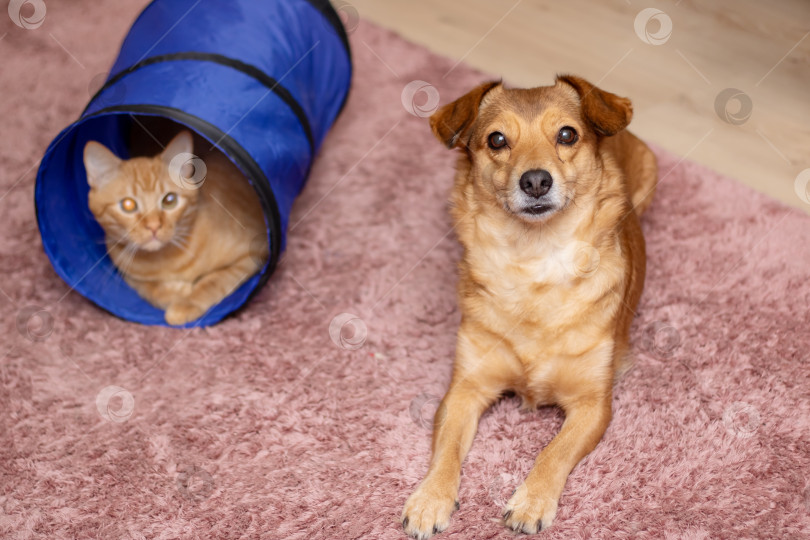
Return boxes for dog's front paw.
[165,300,206,326]
[401,482,459,539]
[502,483,558,534]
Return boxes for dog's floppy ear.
[429,81,501,149]
[556,75,633,137]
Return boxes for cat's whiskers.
[97,242,136,290]
[169,237,192,254]
[114,243,139,276]
[171,227,192,249]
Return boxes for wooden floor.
[349,0,810,213]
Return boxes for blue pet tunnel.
[35,0,351,326]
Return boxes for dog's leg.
[402,328,511,539]
[401,383,492,538]
[503,391,612,533]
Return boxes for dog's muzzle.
[517,169,556,217]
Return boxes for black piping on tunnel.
[85,52,317,154]
[85,0,354,150]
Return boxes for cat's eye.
[120,197,137,213]
[161,192,178,209]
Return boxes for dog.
[401,75,657,538]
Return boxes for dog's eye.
[488,132,507,150]
[557,127,578,145]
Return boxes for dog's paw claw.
[402,483,457,539]
[454,500,460,511]
[506,520,524,533]
[502,484,557,534]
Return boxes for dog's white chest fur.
[465,216,625,347]
[471,218,607,293]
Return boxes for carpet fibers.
[1,2,809,539]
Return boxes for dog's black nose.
[519,169,553,198]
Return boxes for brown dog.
[401,75,657,538]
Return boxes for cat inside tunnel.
[83,118,268,326]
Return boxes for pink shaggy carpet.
[2,2,809,539]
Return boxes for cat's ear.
[161,131,194,163]
[84,141,122,189]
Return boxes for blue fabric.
[35,0,351,327]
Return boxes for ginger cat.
[83,131,268,325]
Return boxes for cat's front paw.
[163,280,193,298]
[165,300,207,326]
